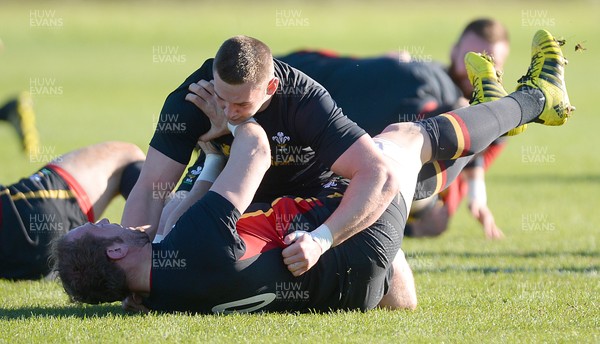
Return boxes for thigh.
[50,141,145,219]
[0,167,87,279]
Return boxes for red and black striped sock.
[417,96,529,162]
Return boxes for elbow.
[377,161,401,202]
[254,134,272,174]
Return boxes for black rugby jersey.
[278,51,463,136]
[143,190,403,314]
[151,59,366,201]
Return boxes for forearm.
[281,157,399,277]
[323,135,400,247]
[325,163,398,246]
[157,191,187,237]
[121,185,165,239]
[121,146,186,239]
[159,150,225,236]
[210,122,270,213]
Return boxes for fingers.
[283,231,304,245]
[189,79,215,99]
[186,80,216,112]
[479,207,504,240]
[185,92,208,111]
[469,202,503,240]
[283,248,309,276]
[197,140,222,155]
[281,233,322,277]
[484,224,504,240]
[282,235,310,276]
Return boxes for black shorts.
[239,178,406,312]
[320,194,405,311]
[0,165,93,280]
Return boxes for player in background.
[0,141,144,280]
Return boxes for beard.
[126,229,151,247]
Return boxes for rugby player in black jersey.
[276,18,510,239]
[0,141,144,280]
[122,35,400,277]
[54,29,574,313]
[166,20,511,247]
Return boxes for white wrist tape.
[197,154,226,183]
[310,224,334,253]
[468,179,487,205]
[152,234,165,243]
[227,117,257,137]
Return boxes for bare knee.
[378,250,418,311]
[101,141,145,165]
[381,122,422,140]
[50,142,145,220]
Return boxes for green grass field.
[1,1,599,342]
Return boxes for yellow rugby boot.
[516,29,574,126]
[465,51,526,135]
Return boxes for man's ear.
[106,243,129,260]
[266,77,279,96]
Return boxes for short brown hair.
[214,35,273,85]
[460,18,509,44]
[52,233,128,304]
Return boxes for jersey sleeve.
[292,84,366,168]
[167,191,245,263]
[149,59,215,165]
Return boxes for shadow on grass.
[408,250,599,259]
[492,173,600,184]
[414,265,600,274]
[406,250,599,275]
[0,304,134,320]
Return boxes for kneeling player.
[53,29,573,313]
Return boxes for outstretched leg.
[390,29,573,200]
[374,29,573,309]
[0,92,40,153]
[49,141,145,220]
